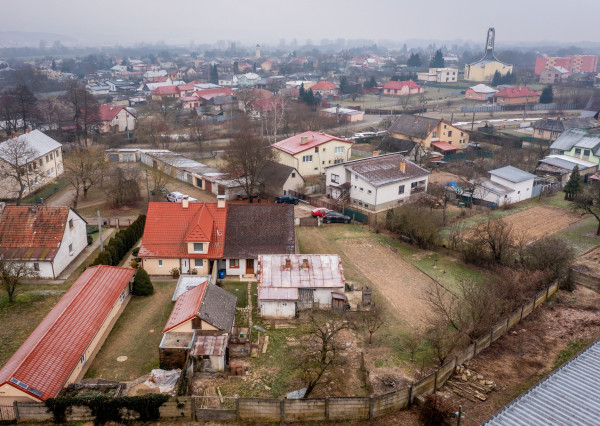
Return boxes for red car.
[311,207,333,217]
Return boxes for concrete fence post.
[408,383,414,407]
[473,340,477,357]
[235,397,239,421]
[325,397,329,421]
[434,370,439,393]
[369,396,374,419]
[546,285,550,299]
[505,317,510,333]
[489,328,494,344]
[520,304,525,321]
[280,399,285,423]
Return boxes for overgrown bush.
[522,237,575,284]
[419,394,454,426]
[132,268,153,296]
[386,206,440,249]
[91,215,146,267]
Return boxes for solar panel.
[29,388,43,398]
[10,377,28,390]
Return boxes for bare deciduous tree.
[0,135,43,205]
[63,146,106,208]
[573,185,600,235]
[224,132,278,202]
[103,164,142,208]
[359,306,385,344]
[63,81,99,146]
[296,312,349,398]
[0,258,38,303]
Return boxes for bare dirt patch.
[498,205,583,243]
[428,171,462,185]
[342,238,434,328]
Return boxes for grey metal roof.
[472,177,513,196]
[343,153,430,187]
[388,114,441,139]
[540,155,596,171]
[486,338,600,425]
[489,166,536,183]
[582,93,600,118]
[0,130,62,164]
[549,129,600,152]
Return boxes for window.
[334,147,343,154]
[368,190,372,194]
[302,155,313,162]
[50,153,53,160]
[538,129,543,135]
[193,242,204,252]
[56,150,60,157]
[45,155,49,163]
[432,131,437,137]
[119,290,126,303]
[411,182,418,188]
[575,148,582,155]
[68,243,73,253]
[291,172,296,178]
[443,124,447,129]
[331,174,340,183]
[39,159,43,167]
[334,159,342,164]
[158,260,163,267]
[230,259,239,268]
[355,174,358,180]
[364,204,368,208]
[322,161,325,165]
[448,131,452,137]
[80,354,86,365]
[584,150,591,157]
[398,185,405,194]
[195,259,203,267]
[315,147,319,152]
[33,263,40,271]
[69,219,74,229]
[360,187,363,191]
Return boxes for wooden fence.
[11,283,558,424]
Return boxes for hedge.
[91,215,146,267]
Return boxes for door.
[181,259,189,274]
[246,259,255,275]
[298,288,315,310]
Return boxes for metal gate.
[298,288,315,310]
[0,405,16,422]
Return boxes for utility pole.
[97,210,104,252]
[471,111,475,131]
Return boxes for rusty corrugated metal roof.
[191,334,228,357]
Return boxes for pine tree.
[339,76,350,94]
[492,70,502,86]
[540,86,554,104]
[132,268,154,296]
[299,82,305,99]
[407,53,421,67]
[233,61,239,74]
[429,49,445,68]
[210,64,219,84]
[564,165,581,199]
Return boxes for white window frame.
[193,242,204,253]
[302,155,313,163]
[334,146,343,154]
[194,258,203,268]
[331,174,339,183]
[158,259,163,267]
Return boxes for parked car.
[275,195,299,205]
[167,192,198,203]
[311,207,332,217]
[323,211,351,224]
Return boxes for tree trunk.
[596,219,600,236]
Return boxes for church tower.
[255,44,261,59]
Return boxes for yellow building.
[271,131,354,176]
[464,28,513,82]
[388,114,469,150]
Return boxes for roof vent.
[284,258,292,269]
[300,136,308,145]
[301,258,309,269]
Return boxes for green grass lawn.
[85,281,175,381]
[220,281,249,307]
[554,217,600,256]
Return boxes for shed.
[190,334,229,372]
[159,332,195,370]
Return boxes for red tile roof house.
[0,265,135,405]
[138,199,295,278]
[159,281,237,370]
[493,87,540,105]
[0,206,88,279]
[271,131,354,176]
[151,85,180,100]
[309,80,340,96]
[257,254,346,319]
[382,80,424,96]
[96,105,136,133]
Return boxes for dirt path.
[342,238,434,327]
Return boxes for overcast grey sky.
[5,0,599,47]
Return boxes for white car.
[166,192,198,203]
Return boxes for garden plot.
[499,206,583,243]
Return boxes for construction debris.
[446,365,497,402]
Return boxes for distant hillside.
[0,31,78,47]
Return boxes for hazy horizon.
[2,0,598,48]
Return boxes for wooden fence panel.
[548,283,559,296]
[475,333,491,356]
[492,321,506,343]
[328,397,370,420]
[508,310,522,329]
[522,300,535,318]
[412,373,436,398]
[238,398,281,422]
[160,397,192,418]
[195,408,237,421]
[437,359,457,388]
[283,399,326,422]
[534,290,547,308]
[457,344,474,366]
[372,388,409,417]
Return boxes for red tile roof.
[0,206,74,261]
[494,87,540,98]
[151,85,180,96]
[310,80,339,91]
[383,80,421,90]
[431,141,458,152]
[138,202,227,259]
[194,87,234,100]
[163,282,208,332]
[271,131,354,155]
[97,104,123,122]
[0,265,135,401]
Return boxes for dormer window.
[193,243,204,253]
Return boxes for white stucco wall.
[489,175,534,204]
[259,300,296,319]
[50,209,88,278]
[276,141,353,176]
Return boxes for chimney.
[372,150,379,157]
[426,123,431,134]
[284,258,292,269]
[300,136,308,145]
[302,258,309,269]
[217,194,226,208]
[182,196,189,209]
[399,159,406,173]
[414,116,418,123]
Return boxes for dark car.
[323,211,351,224]
[275,195,299,205]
